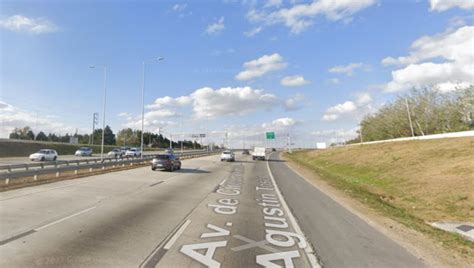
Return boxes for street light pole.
[141,57,164,158]
[89,65,107,161]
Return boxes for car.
[242,149,250,155]
[75,147,93,157]
[151,154,181,171]
[29,149,58,161]
[220,150,235,162]
[272,148,277,152]
[120,147,130,155]
[125,148,141,157]
[107,148,123,158]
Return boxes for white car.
[125,148,141,157]
[107,148,123,158]
[29,149,58,161]
[75,147,92,157]
[220,151,235,162]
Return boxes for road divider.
[0,150,222,187]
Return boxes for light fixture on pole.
[141,57,164,158]
[89,65,107,161]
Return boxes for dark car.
[242,149,250,155]
[271,148,277,152]
[151,154,181,171]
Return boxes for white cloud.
[172,3,187,12]
[322,92,373,121]
[329,62,365,76]
[0,101,79,138]
[0,15,58,34]
[281,75,311,87]
[262,117,298,129]
[206,17,225,35]
[244,26,263,37]
[382,26,474,92]
[284,93,305,111]
[247,0,376,34]
[147,95,192,109]
[355,92,372,106]
[235,53,287,80]
[190,86,279,118]
[429,0,474,12]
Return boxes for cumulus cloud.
[247,0,376,34]
[190,86,279,118]
[206,17,225,35]
[382,26,474,92]
[329,62,367,76]
[244,26,263,37]
[284,93,305,111]
[280,75,311,87]
[147,96,192,109]
[235,53,287,80]
[0,15,58,34]
[322,92,373,121]
[429,0,474,12]
[262,117,298,129]
[172,3,187,12]
[0,101,79,138]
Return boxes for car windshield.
[155,155,170,160]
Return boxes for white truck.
[252,147,266,160]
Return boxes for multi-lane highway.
[0,152,424,267]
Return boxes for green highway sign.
[266,132,275,140]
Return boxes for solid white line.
[34,206,96,231]
[219,178,227,186]
[164,219,191,250]
[266,152,321,268]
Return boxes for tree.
[36,131,48,141]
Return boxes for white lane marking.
[266,152,321,268]
[219,178,227,186]
[34,206,96,231]
[232,235,278,253]
[164,219,191,250]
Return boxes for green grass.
[285,145,474,259]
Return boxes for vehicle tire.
[41,157,45,161]
[151,167,156,171]
[170,165,174,172]
[53,156,57,161]
[178,164,181,170]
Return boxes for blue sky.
[1,0,473,147]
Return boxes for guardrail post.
[56,171,60,177]
[5,178,9,185]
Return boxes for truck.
[252,147,266,160]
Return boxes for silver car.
[75,147,93,157]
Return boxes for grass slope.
[285,137,474,259]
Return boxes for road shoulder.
[281,152,470,267]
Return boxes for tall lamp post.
[141,57,164,158]
[89,65,107,161]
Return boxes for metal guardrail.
[0,150,222,183]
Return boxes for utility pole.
[405,97,415,137]
[287,133,292,153]
[91,112,98,145]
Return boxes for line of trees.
[348,86,474,143]
[8,126,202,149]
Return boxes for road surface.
[0,153,424,267]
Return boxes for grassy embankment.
[0,139,169,157]
[285,137,474,258]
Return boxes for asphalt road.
[0,153,425,267]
